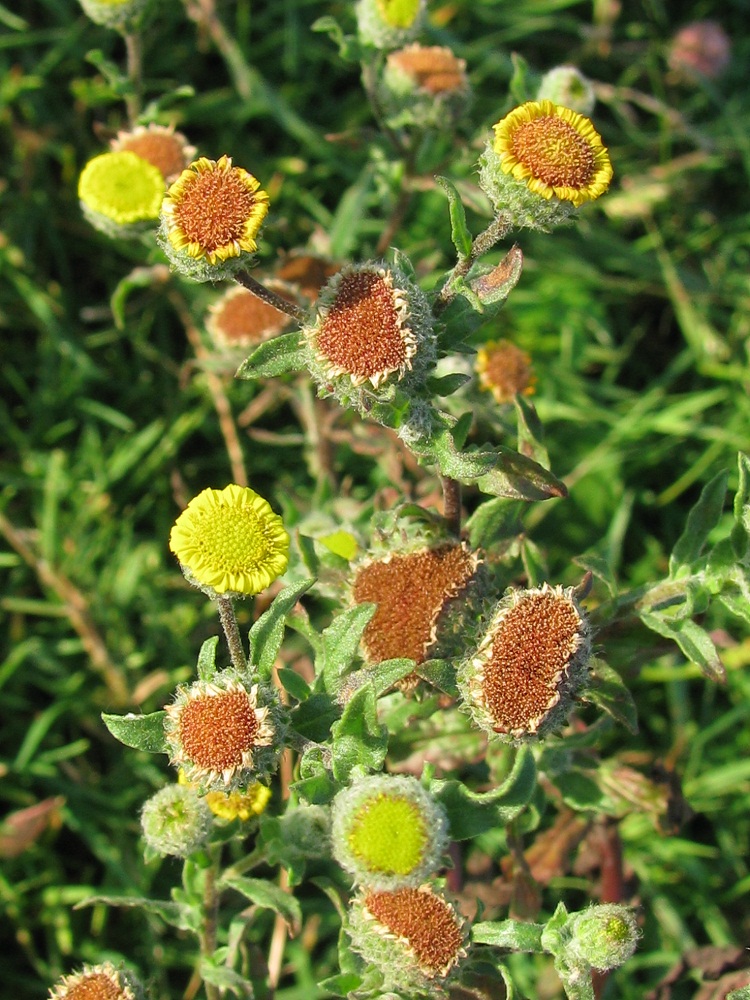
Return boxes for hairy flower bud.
[356,0,426,50]
[140,784,212,857]
[566,904,639,971]
[77,0,153,30]
[380,45,470,130]
[536,66,596,116]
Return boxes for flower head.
[668,21,731,80]
[332,774,449,890]
[476,339,536,404]
[458,584,591,741]
[140,783,212,857]
[207,283,296,351]
[380,45,471,129]
[536,66,596,116]
[165,672,285,790]
[347,885,467,995]
[567,904,640,971]
[48,962,146,1000]
[356,0,426,49]
[352,543,481,666]
[77,0,153,30]
[159,156,269,281]
[204,782,272,822]
[169,484,289,597]
[303,262,436,414]
[111,124,197,183]
[78,151,164,239]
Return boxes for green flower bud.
[48,962,147,1000]
[78,151,164,239]
[536,66,596,116]
[347,885,467,996]
[140,784,212,858]
[332,774,449,889]
[77,0,154,31]
[567,904,639,971]
[356,0,426,51]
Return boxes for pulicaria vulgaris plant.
[46,2,750,999]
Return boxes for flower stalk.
[217,595,248,672]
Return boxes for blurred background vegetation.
[1,0,750,997]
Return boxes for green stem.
[217,596,248,672]
[123,31,143,125]
[199,850,222,1000]
[233,271,308,324]
[434,214,512,314]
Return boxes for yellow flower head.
[48,962,146,1000]
[159,156,269,280]
[205,782,272,822]
[165,673,285,790]
[492,100,613,208]
[376,0,422,29]
[476,339,536,404]
[111,124,197,183]
[169,484,289,597]
[78,151,164,237]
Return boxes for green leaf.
[572,550,617,600]
[328,163,375,260]
[472,918,544,952]
[508,52,536,104]
[639,611,726,683]
[581,659,638,734]
[76,893,197,932]
[669,469,728,576]
[235,331,305,379]
[731,452,750,561]
[220,874,302,929]
[435,175,473,260]
[416,658,458,696]
[555,769,604,812]
[199,960,254,998]
[321,604,376,691]
[101,711,167,754]
[432,745,536,838]
[363,658,417,696]
[276,668,311,701]
[290,748,338,803]
[248,578,315,678]
[515,394,549,470]
[717,589,750,628]
[317,973,363,997]
[466,497,524,550]
[330,683,388,783]
[290,692,340,743]
[196,636,219,682]
[297,533,320,576]
[426,372,472,397]
[110,266,165,329]
[521,538,548,588]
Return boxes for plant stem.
[217,596,248,672]
[434,215,511,314]
[442,476,463,537]
[200,851,222,1000]
[123,31,143,125]
[234,271,308,324]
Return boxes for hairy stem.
[434,215,511,314]
[123,31,143,125]
[234,271,308,324]
[442,476,463,537]
[217,596,248,672]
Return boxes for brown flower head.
[386,44,468,95]
[207,282,296,350]
[48,963,145,1000]
[111,124,197,183]
[476,339,536,404]
[165,673,284,790]
[458,584,591,740]
[352,543,480,665]
[348,885,467,994]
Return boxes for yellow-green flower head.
[169,484,289,598]
[332,774,449,890]
[566,904,639,971]
[48,962,146,1000]
[77,0,153,31]
[347,885,468,996]
[165,671,287,791]
[78,151,164,239]
[303,261,436,416]
[356,0,426,50]
[158,156,270,282]
[478,101,613,231]
[140,783,212,858]
[457,584,591,742]
[536,66,596,116]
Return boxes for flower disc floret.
[347,885,467,995]
[492,100,612,208]
[78,151,164,237]
[159,156,269,280]
[48,962,145,1000]
[458,584,591,741]
[332,774,449,889]
[169,484,289,597]
[165,673,285,790]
